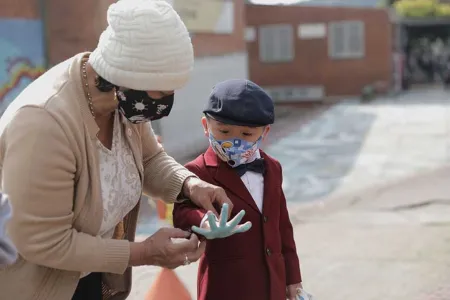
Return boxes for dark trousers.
[72,272,102,300]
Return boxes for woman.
[0,1,233,299]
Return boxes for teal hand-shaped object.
[191,203,252,240]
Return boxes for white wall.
[159,53,248,161]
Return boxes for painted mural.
[0,19,45,115]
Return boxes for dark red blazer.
[173,147,301,300]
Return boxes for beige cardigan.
[0,53,194,300]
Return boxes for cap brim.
[205,113,266,127]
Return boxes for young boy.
[173,79,303,300]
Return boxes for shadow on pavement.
[265,103,377,203]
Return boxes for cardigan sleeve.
[140,122,196,203]
[2,107,130,274]
[172,162,208,231]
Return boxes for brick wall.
[1,0,246,66]
[0,0,111,66]
[246,5,393,99]
[0,0,39,18]
[44,0,115,66]
[190,0,246,57]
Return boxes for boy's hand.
[286,283,303,300]
[191,203,252,240]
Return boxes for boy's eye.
[219,130,229,134]
[242,133,253,137]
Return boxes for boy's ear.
[262,125,271,140]
[201,117,209,137]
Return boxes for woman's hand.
[182,177,233,218]
[286,282,303,300]
[129,227,205,269]
[191,203,252,240]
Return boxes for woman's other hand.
[129,227,205,269]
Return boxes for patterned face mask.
[116,89,174,124]
[209,132,263,167]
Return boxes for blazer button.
[127,128,132,137]
[263,216,268,223]
[266,248,271,256]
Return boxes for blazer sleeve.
[2,107,130,274]
[278,162,302,285]
[140,122,197,203]
[172,163,208,232]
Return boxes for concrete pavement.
[130,88,450,299]
[293,165,450,300]
[266,88,450,206]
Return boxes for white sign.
[165,0,234,34]
[264,86,324,102]
[298,23,326,39]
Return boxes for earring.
[113,88,118,103]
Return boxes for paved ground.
[266,89,450,206]
[295,166,450,300]
[130,88,450,299]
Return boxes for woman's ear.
[201,117,209,137]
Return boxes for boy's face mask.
[116,89,174,124]
[208,132,264,167]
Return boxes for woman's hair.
[95,76,119,92]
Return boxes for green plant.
[394,0,450,17]
[394,0,437,17]
[436,3,450,16]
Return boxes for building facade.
[0,0,248,160]
[245,5,393,102]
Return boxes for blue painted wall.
[0,19,45,114]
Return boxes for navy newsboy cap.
[203,79,275,127]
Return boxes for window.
[328,21,365,59]
[258,24,294,63]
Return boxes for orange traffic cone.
[145,268,192,300]
[156,199,166,220]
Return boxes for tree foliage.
[394,0,450,17]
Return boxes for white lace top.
[97,111,141,239]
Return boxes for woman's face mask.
[116,89,174,124]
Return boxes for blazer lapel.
[204,147,260,214]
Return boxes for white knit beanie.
[89,0,194,91]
